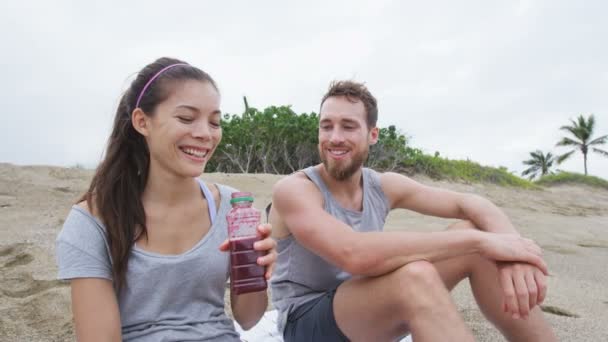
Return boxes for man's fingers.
[500,270,519,318]
[524,238,542,256]
[525,271,538,310]
[534,269,548,304]
[525,254,548,275]
[514,270,530,319]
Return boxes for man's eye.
[210,121,221,128]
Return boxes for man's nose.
[329,128,345,144]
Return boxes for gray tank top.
[271,166,391,332]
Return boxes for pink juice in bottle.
[226,192,267,295]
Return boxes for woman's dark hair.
[79,57,217,291]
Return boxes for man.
[269,81,557,341]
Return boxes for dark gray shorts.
[283,289,349,342]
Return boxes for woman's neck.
[141,164,201,208]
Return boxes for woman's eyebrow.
[175,104,200,113]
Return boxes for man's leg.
[333,260,474,342]
[434,220,557,342]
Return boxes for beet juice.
[226,192,267,295]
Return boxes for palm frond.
[522,150,556,179]
[529,150,543,159]
[560,114,595,142]
[588,134,608,146]
[556,137,583,147]
[557,150,576,164]
[587,114,595,131]
[559,125,580,137]
[522,166,539,178]
[593,148,608,157]
[522,166,538,175]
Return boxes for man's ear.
[131,108,150,137]
[369,126,379,145]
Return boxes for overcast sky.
[2,0,607,179]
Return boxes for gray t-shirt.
[55,181,241,342]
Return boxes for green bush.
[401,151,536,188]
[535,172,608,189]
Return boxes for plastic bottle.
[226,192,267,294]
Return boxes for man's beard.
[319,145,368,181]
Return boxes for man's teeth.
[329,149,347,155]
[183,148,208,158]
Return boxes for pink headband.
[135,63,188,109]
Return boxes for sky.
[1,0,607,179]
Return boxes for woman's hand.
[219,223,277,280]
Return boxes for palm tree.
[556,114,608,175]
[522,150,556,180]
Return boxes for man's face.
[318,96,378,181]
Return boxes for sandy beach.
[1,162,607,341]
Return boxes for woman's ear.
[131,108,149,136]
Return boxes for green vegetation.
[401,151,536,188]
[535,172,608,190]
[522,150,556,180]
[207,105,319,174]
[208,104,606,189]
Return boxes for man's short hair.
[320,80,378,128]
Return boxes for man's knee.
[391,261,449,315]
[394,261,441,285]
[392,261,445,297]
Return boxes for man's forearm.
[347,229,485,276]
[459,194,519,235]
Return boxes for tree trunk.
[584,152,588,175]
[221,150,246,173]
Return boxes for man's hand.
[498,262,547,320]
[479,232,548,275]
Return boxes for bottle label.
[227,212,260,238]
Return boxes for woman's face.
[142,79,222,179]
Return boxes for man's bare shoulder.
[378,171,413,184]
[270,170,324,238]
[273,170,322,201]
[377,171,425,209]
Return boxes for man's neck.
[317,164,364,201]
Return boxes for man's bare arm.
[382,172,518,234]
[272,175,547,277]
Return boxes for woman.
[55,57,276,341]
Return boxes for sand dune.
[1,163,607,341]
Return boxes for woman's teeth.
[183,148,208,158]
